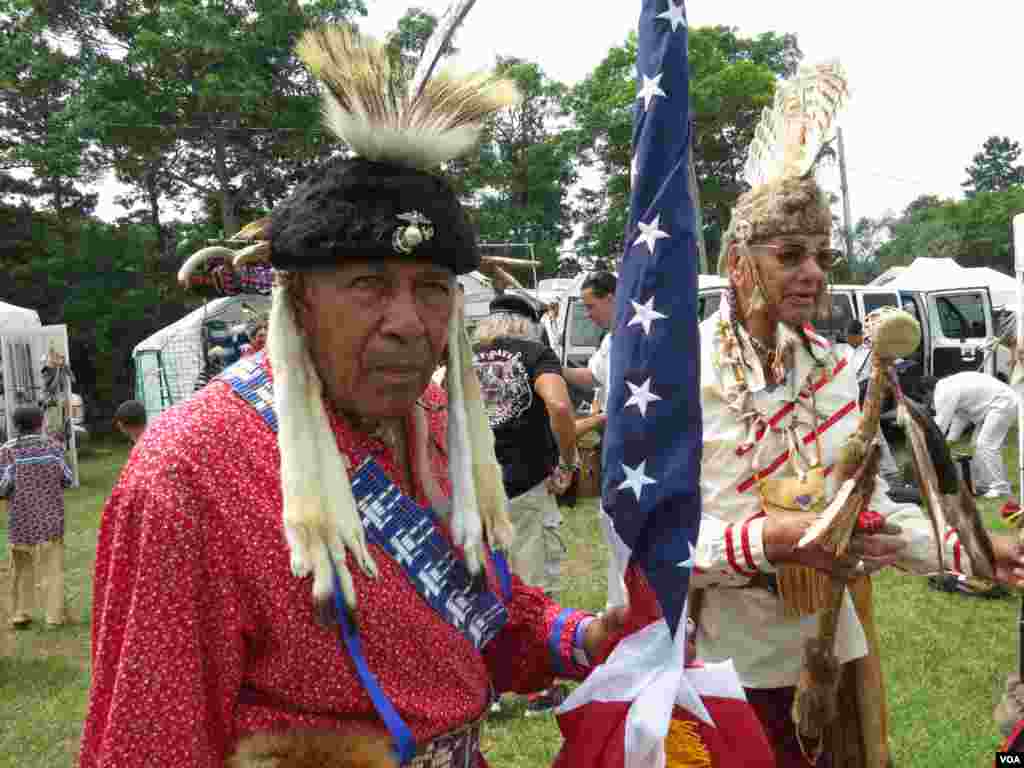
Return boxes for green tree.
[874,186,1024,273]
[564,26,801,271]
[457,57,575,279]
[383,6,456,79]
[0,0,103,221]
[962,135,1024,197]
[847,215,891,280]
[82,0,367,239]
[0,202,196,418]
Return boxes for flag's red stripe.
[736,358,848,456]
[737,400,856,493]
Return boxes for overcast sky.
[92,0,1024,228]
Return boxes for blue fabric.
[331,559,416,765]
[547,608,573,676]
[492,550,513,601]
[350,458,508,651]
[602,0,701,636]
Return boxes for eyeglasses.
[751,242,845,272]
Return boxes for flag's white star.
[657,0,688,33]
[678,541,698,569]
[628,297,668,336]
[625,378,662,418]
[618,460,657,502]
[634,213,670,255]
[637,72,667,112]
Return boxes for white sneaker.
[984,489,1004,499]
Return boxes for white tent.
[0,300,42,331]
[133,295,271,420]
[878,257,1018,308]
[963,266,1017,309]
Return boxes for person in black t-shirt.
[472,293,579,593]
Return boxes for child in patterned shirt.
[1,404,73,628]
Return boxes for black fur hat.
[269,158,479,275]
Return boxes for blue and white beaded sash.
[222,353,509,650]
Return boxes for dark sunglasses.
[753,242,845,272]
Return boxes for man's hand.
[582,605,629,663]
[763,512,905,576]
[546,467,574,496]
[991,533,1024,587]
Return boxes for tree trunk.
[145,164,167,263]
[213,130,239,237]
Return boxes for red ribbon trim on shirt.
[725,524,756,577]
[736,399,857,494]
[736,358,849,457]
[741,518,758,572]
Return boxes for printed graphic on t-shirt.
[474,349,533,428]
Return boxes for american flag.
[602,0,700,637]
[554,8,774,764]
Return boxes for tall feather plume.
[296,25,519,169]
[743,60,850,188]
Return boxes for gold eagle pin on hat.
[393,211,435,254]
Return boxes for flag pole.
[1013,212,1024,680]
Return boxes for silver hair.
[474,311,542,346]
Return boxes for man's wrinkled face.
[297,259,454,422]
[581,288,615,331]
[734,234,833,329]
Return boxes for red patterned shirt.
[79,358,590,768]
[0,433,72,546]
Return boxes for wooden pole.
[837,126,855,274]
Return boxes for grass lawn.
[1,433,1021,767]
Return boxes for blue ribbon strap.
[330,556,416,765]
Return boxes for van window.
[934,293,987,339]
[568,300,604,348]
[818,292,855,339]
[862,293,898,316]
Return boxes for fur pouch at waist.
[227,728,397,768]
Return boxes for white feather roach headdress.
[178,22,517,619]
[742,60,850,190]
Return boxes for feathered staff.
[794,305,999,764]
[993,213,1024,740]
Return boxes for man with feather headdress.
[79,24,625,768]
[687,61,1024,767]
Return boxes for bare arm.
[561,366,597,390]
[535,373,580,468]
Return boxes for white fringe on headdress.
[445,298,513,575]
[268,285,377,615]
